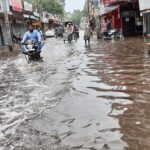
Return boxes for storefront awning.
[30,15,39,20]
[33,12,40,18]
[100,5,119,16]
[23,14,39,20]
[143,10,150,13]
[23,14,30,18]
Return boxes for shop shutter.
[147,13,150,34]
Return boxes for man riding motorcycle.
[73,25,79,38]
[21,25,43,60]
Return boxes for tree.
[28,0,64,14]
[70,10,84,26]
[42,0,64,14]
[27,0,44,13]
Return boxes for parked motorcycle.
[12,34,22,45]
[22,41,43,63]
[102,29,124,40]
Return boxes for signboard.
[24,1,32,12]
[139,0,150,11]
[9,0,23,12]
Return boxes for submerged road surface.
[0,32,150,150]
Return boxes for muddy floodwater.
[0,32,150,150]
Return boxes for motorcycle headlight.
[27,45,32,49]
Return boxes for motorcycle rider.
[73,25,79,38]
[21,25,43,59]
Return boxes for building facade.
[84,0,99,30]
[139,0,150,36]
[0,0,40,49]
[99,0,143,36]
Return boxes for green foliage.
[28,0,64,14]
[70,10,84,26]
[82,9,88,17]
[42,0,63,14]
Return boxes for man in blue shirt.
[21,25,43,57]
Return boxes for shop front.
[139,0,150,36]
[9,0,25,37]
[23,1,33,29]
[142,12,150,36]
[41,18,49,31]
[100,4,121,31]
[120,2,142,36]
[32,12,40,28]
[10,13,26,37]
[121,10,136,36]
[32,19,40,28]
[147,13,150,34]
[100,0,142,36]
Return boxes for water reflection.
[86,38,150,149]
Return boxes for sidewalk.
[0,45,20,60]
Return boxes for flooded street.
[0,32,150,150]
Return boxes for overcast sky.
[65,0,85,12]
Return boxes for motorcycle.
[13,34,22,46]
[73,31,79,38]
[102,29,124,40]
[68,33,73,43]
[22,41,43,63]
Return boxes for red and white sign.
[9,0,23,12]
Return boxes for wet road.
[0,32,150,150]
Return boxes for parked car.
[45,29,55,37]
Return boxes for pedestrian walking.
[84,24,91,46]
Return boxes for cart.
[63,21,78,43]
